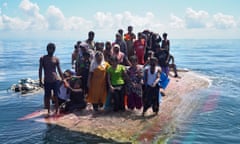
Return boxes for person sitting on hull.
[161,32,179,77]
[64,78,87,112]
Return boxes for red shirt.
[134,39,146,55]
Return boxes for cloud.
[238,18,240,28]
[1,0,93,32]
[185,8,209,28]
[0,15,3,29]
[65,16,93,31]
[46,5,93,31]
[19,0,47,30]
[170,14,185,29]
[46,5,65,30]
[19,0,39,17]
[0,2,7,15]
[1,0,164,34]
[1,1,239,39]
[213,13,237,29]
[1,14,29,30]
[94,11,163,31]
[94,12,114,28]
[171,8,238,30]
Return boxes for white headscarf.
[89,51,106,72]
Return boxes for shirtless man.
[161,33,170,51]
[161,33,179,77]
[39,43,63,114]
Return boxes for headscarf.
[89,51,106,72]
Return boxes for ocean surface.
[0,39,239,144]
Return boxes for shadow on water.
[41,124,127,144]
[5,120,130,144]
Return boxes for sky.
[0,0,240,40]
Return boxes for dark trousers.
[58,97,66,106]
[111,85,125,112]
[143,85,160,113]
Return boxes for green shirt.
[107,65,125,86]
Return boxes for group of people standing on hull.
[39,26,179,117]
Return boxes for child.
[58,70,71,107]
[168,54,179,78]
[126,56,143,110]
[142,57,161,116]
[107,56,127,112]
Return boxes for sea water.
[167,39,240,144]
[0,39,239,144]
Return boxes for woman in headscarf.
[112,44,131,66]
[87,51,110,111]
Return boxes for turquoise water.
[0,39,239,143]
[167,39,240,144]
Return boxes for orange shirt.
[124,33,135,41]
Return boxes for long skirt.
[127,93,142,110]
